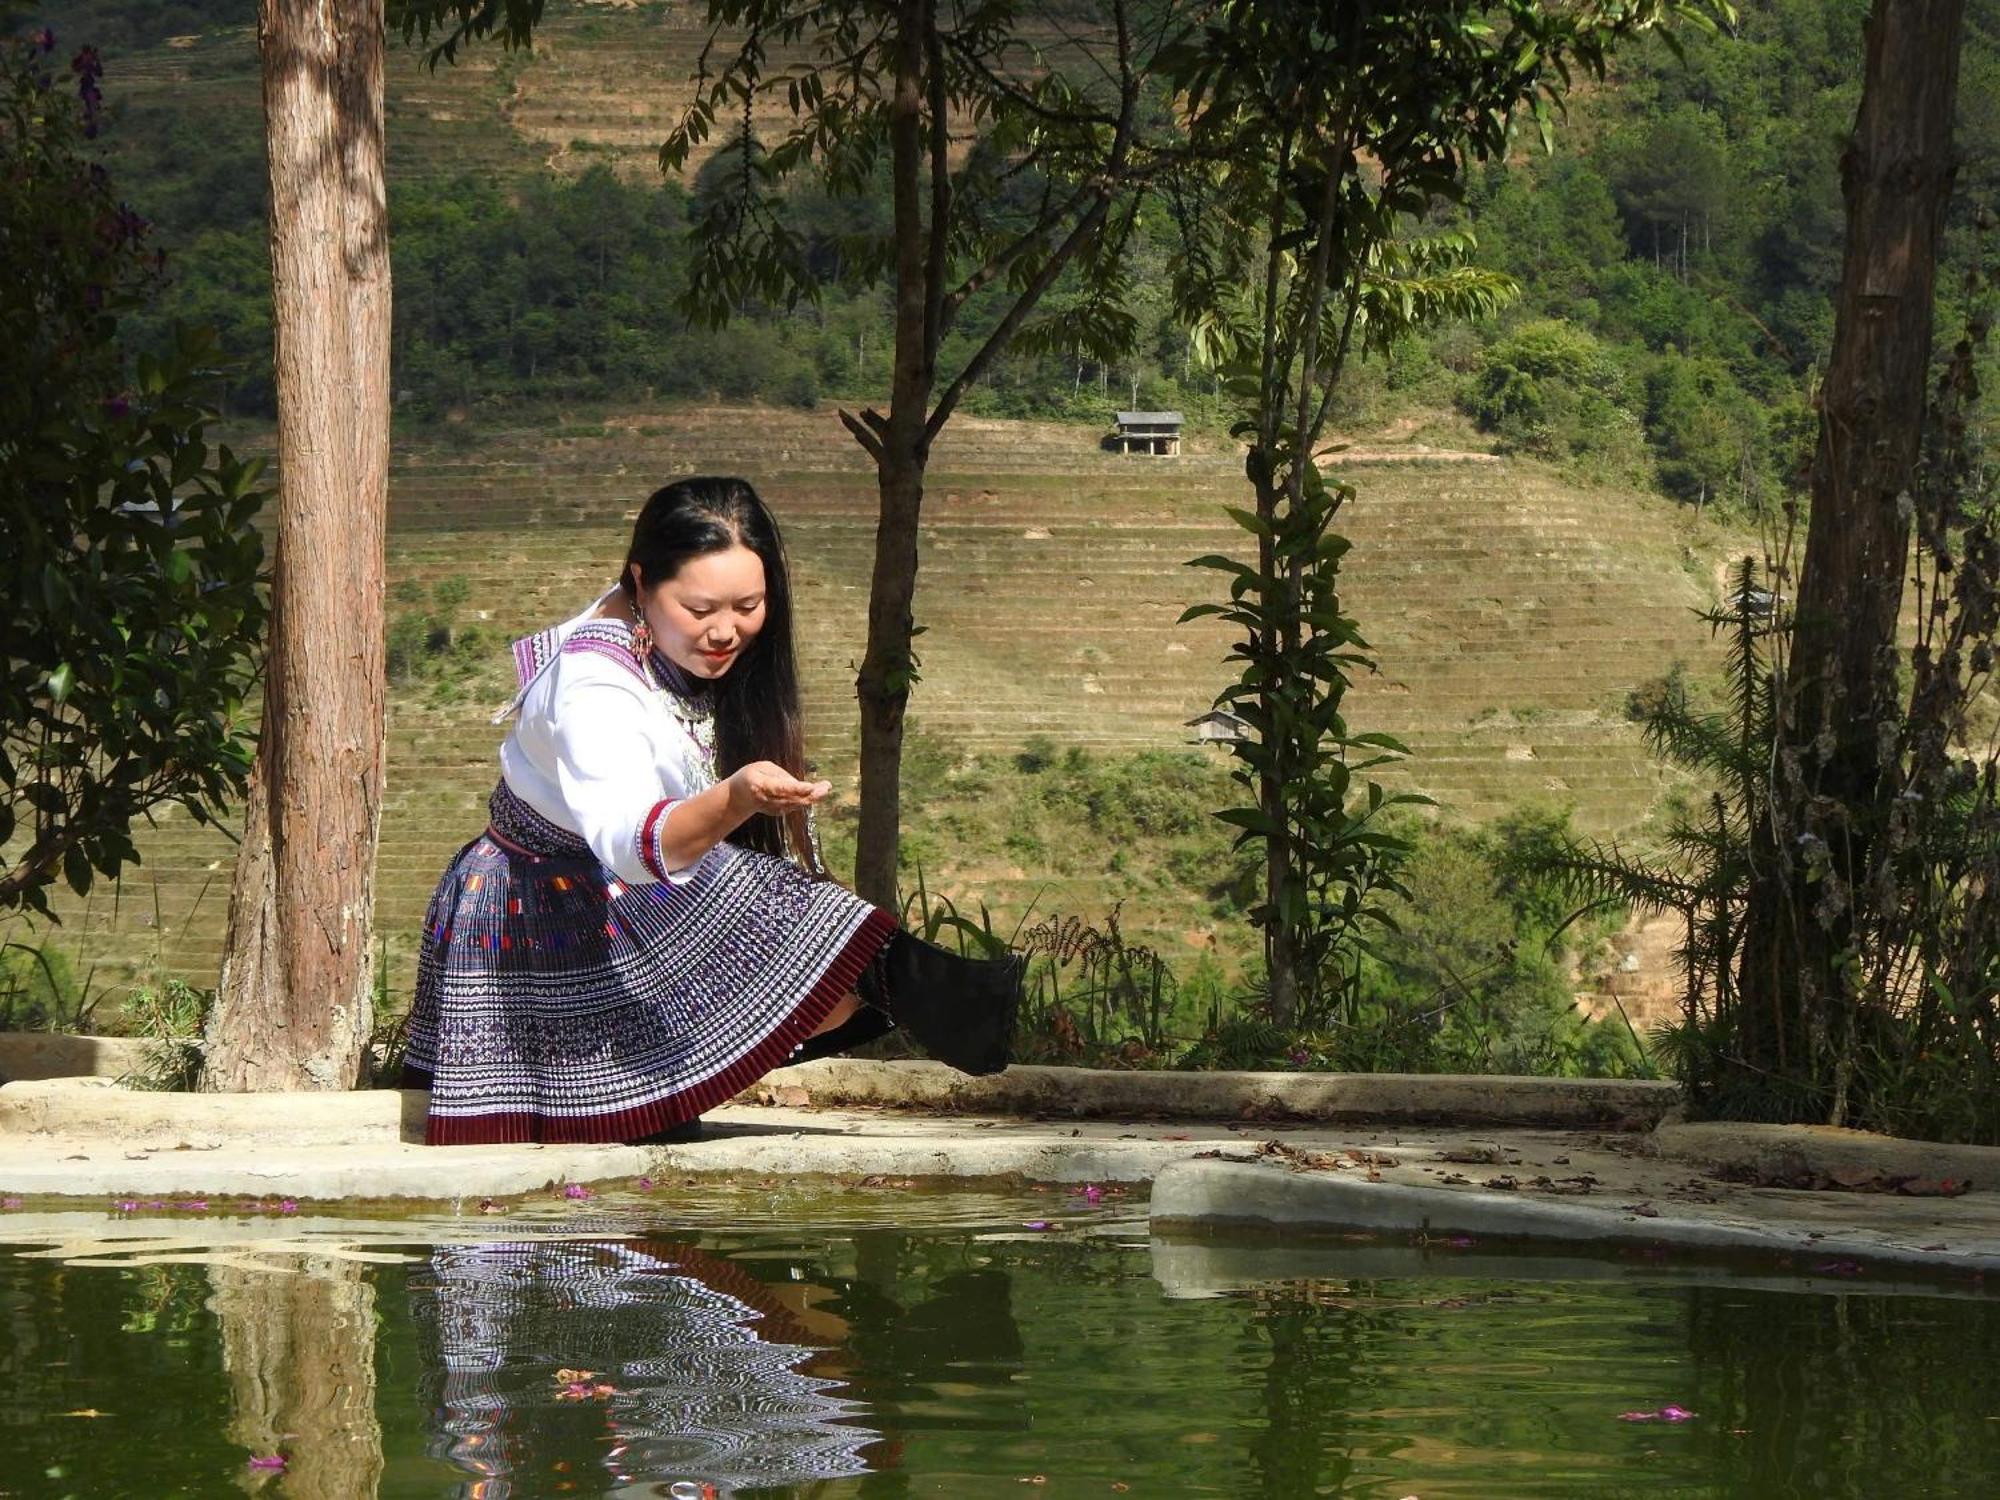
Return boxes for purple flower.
[637,1176,656,1190]
[102,395,130,419]
[562,1183,592,1200]
[278,1199,299,1214]
[176,1199,209,1212]
[247,1454,287,1471]
[1813,1259,1864,1277]
[1023,1220,1053,1231]
[1289,1048,1310,1066]
[112,1199,139,1213]
[1,1197,23,1210]
[1618,1406,1697,1423]
[35,28,56,54]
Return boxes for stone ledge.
[0,1034,153,1083]
[1146,1157,2000,1277]
[1651,1120,1997,1193]
[1,1062,1680,1148]
[0,1077,424,1146]
[751,1058,1679,1126]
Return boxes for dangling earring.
[631,615,656,687]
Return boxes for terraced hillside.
[106,3,1045,185]
[19,406,1737,1000]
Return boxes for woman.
[403,476,1019,1145]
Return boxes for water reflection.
[208,1258,384,1497]
[409,1239,880,1497]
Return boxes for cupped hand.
[730,761,833,815]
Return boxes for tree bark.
[204,0,391,1090]
[1739,0,1963,1079]
[852,0,937,911]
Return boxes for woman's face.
[636,543,768,680]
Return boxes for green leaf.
[1213,806,1279,837]
[63,843,93,898]
[47,663,74,705]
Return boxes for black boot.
[860,931,1022,1076]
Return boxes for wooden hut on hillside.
[1113,410,1184,456]
[1186,709,1251,746]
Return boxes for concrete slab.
[746,1058,1679,1126]
[1148,1146,2000,1281]
[0,1107,1286,1201]
[1651,1119,1999,1190]
[0,1034,151,1082]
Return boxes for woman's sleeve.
[548,669,703,886]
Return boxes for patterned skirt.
[403,782,897,1145]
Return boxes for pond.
[2,1184,1997,1498]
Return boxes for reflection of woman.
[402,478,1020,1145]
[411,1239,883,1498]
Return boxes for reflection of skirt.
[403,781,896,1145]
[410,1238,880,1496]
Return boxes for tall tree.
[1738,0,1966,1083]
[201,0,392,1090]
[398,0,1178,908]
[1163,0,1717,1023]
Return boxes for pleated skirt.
[403,782,895,1145]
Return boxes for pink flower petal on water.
[1618,1406,1697,1423]
[247,1454,287,1470]
[1023,1220,1053,1231]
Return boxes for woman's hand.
[728,761,832,816]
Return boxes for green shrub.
[0,942,90,1032]
[1465,319,1645,475]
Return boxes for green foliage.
[1,29,267,916]
[386,576,495,704]
[1467,319,1646,476]
[1534,297,2000,1149]
[1163,0,1718,1025]
[1013,906,1182,1067]
[0,940,90,1032]
[120,976,210,1091]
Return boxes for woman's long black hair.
[621,476,824,875]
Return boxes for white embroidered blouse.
[496,603,719,888]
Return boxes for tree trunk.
[204,0,391,1090]
[1739,0,1963,1080]
[852,0,935,911]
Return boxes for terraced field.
[17,405,1739,1000]
[106,3,1042,186]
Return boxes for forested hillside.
[36,0,2000,516]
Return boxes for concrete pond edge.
[1148,1157,2000,1279]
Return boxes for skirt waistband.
[487,779,592,860]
